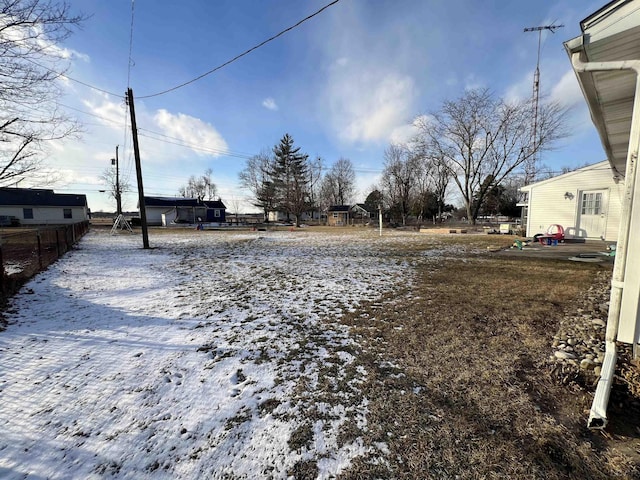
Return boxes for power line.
[137,128,255,158]
[58,102,125,126]
[22,57,123,98]
[138,0,341,99]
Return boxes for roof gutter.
[570,51,640,429]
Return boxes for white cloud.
[262,97,278,111]
[314,2,419,146]
[153,109,228,157]
[326,69,417,144]
[354,172,382,203]
[464,74,485,92]
[550,69,584,108]
[82,96,127,130]
[504,71,534,103]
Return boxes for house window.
[63,208,72,219]
[333,213,338,218]
[214,209,220,218]
[23,208,33,219]
[581,192,602,215]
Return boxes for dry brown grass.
[338,254,640,479]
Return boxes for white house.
[564,0,640,428]
[519,161,624,241]
[0,188,88,225]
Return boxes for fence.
[0,221,90,297]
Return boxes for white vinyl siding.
[0,206,87,225]
[520,161,623,241]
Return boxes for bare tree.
[239,149,275,222]
[416,89,567,224]
[0,0,85,186]
[320,157,356,207]
[228,196,242,224]
[179,168,217,199]
[100,166,132,212]
[306,155,323,218]
[381,144,420,226]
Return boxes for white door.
[578,190,608,239]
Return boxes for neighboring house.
[326,204,377,226]
[142,197,226,226]
[0,188,88,225]
[518,161,623,241]
[351,204,376,224]
[266,211,320,223]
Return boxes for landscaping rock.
[554,350,576,360]
[580,358,596,370]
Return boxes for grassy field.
[331,236,640,479]
[3,226,639,478]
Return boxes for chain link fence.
[0,221,90,298]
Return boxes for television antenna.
[523,23,563,183]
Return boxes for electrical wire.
[137,128,255,158]
[138,0,341,99]
[22,57,123,99]
[58,102,124,126]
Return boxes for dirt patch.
[339,254,640,479]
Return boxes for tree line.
[240,89,567,226]
[239,133,357,227]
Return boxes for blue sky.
[44,0,607,213]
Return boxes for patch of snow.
[0,229,448,478]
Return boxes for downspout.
[570,52,640,429]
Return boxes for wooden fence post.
[55,229,60,257]
[36,231,43,271]
[0,239,4,294]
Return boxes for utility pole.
[523,23,563,184]
[110,145,133,234]
[112,145,122,216]
[126,88,150,249]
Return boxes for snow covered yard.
[0,228,455,479]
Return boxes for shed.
[327,205,350,226]
[519,161,624,241]
[0,188,88,225]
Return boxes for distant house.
[351,203,376,224]
[518,161,623,241]
[266,210,321,223]
[0,188,88,225]
[326,204,376,226]
[142,196,226,226]
[327,205,351,226]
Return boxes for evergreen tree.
[271,134,310,227]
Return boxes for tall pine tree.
[271,134,310,227]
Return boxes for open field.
[0,228,638,479]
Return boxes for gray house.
[142,196,226,226]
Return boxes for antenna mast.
[523,23,563,183]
